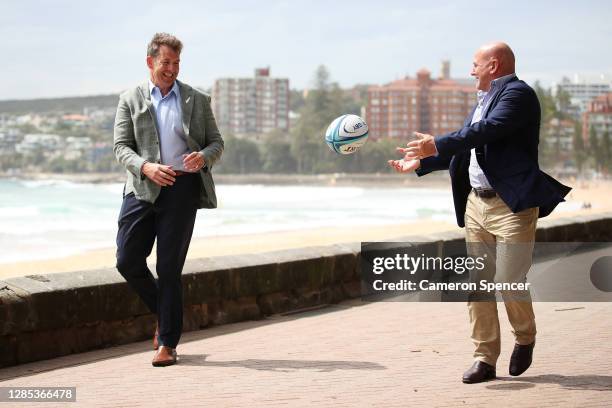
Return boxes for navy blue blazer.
[416,77,571,227]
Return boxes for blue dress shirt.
[469,73,517,189]
[149,80,190,171]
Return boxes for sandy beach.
[1,178,610,280]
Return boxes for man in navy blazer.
[389,42,570,383]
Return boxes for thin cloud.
[1,0,611,99]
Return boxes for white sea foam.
[0,205,40,218]
[0,179,459,263]
[20,179,82,189]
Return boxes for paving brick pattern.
[1,301,611,407]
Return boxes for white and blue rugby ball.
[325,114,369,155]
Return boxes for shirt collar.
[490,73,516,90]
[476,73,516,106]
[477,90,487,106]
[149,79,180,100]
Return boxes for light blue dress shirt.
[149,80,190,171]
[468,73,517,189]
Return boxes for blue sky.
[1,0,611,99]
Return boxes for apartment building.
[557,76,612,118]
[583,92,612,140]
[212,67,289,138]
[367,63,475,140]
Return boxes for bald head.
[471,42,516,91]
[479,42,515,75]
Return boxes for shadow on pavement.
[178,354,386,373]
[485,382,536,390]
[487,374,612,391]
[0,302,368,381]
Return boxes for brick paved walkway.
[1,299,611,407]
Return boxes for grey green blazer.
[113,80,224,208]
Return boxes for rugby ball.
[325,114,369,155]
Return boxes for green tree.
[369,139,400,173]
[539,126,555,170]
[589,125,602,171]
[602,131,611,173]
[260,129,297,173]
[289,65,346,173]
[216,134,262,174]
[0,152,25,171]
[289,118,325,173]
[92,151,122,172]
[554,86,572,119]
[16,123,40,134]
[572,121,586,173]
[47,157,87,173]
[289,89,305,112]
[334,138,398,173]
[349,84,371,111]
[535,82,559,171]
[534,81,557,124]
[53,121,73,134]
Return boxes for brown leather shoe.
[509,341,535,376]
[152,346,177,367]
[462,361,496,384]
[153,323,159,350]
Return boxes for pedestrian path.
[1,299,611,407]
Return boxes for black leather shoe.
[462,361,496,384]
[509,342,535,376]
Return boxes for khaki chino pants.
[464,190,538,366]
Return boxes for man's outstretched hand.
[387,158,420,173]
[398,132,437,160]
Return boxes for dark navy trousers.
[116,174,199,348]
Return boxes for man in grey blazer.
[114,32,223,366]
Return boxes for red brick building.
[367,66,475,140]
[582,92,612,141]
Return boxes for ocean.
[0,178,579,264]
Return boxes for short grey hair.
[147,32,183,58]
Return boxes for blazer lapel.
[464,106,477,127]
[482,76,519,118]
[482,92,500,119]
[178,80,194,137]
[138,82,161,137]
[139,82,154,114]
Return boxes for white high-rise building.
[556,75,612,118]
[212,67,289,138]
